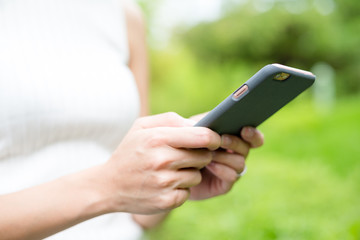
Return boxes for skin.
[0,2,265,239]
[0,113,263,239]
[126,2,264,229]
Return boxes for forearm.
[0,165,111,240]
[132,211,170,230]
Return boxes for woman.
[0,0,264,239]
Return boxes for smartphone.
[194,63,316,135]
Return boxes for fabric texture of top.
[0,0,142,239]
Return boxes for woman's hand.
[103,112,221,215]
[188,117,264,200]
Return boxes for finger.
[220,134,250,156]
[167,148,213,170]
[158,188,190,211]
[206,162,238,183]
[241,127,264,148]
[176,168,203,188]
[159,127,221,151]
[135,112,194,129]
[155,169,202,190]
[212,151,245,174]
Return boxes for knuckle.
[148,134,165,147]
[152,152,172,170]
[164,112,182,122]
[133,116,149,129]
[156,193,177,211]
[153,194,172,211]
[196,128,216,147]
[155,173,175,188]
[144,130,167,148]
[173,189,189,207]
[156,196,175,211]
[165,111,180,118]
[156,190,187,211]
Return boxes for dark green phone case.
[195,64,316,135]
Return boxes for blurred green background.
[137,0,360,239]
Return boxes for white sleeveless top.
[0,0,143,239]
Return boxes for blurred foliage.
[147,96,360,240]
[136,0,360,239]
[178,0,360,95]
[146,0,360,117]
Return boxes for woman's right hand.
[0,112,220,239]
[102,112,221,215]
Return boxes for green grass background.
[146,93,360,239]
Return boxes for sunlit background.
[134,0,360,239]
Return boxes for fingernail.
[243,127,254,138]
[222,135,232,146]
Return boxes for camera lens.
[273,73,290,81]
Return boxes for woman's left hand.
[189,126,264,200]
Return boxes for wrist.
[63,164,116,219]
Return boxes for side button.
[232,84,249,100]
